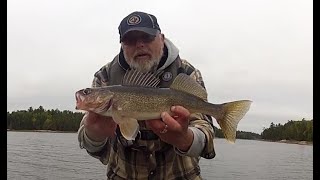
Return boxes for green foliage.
[213,126,262,140]
[261,119,313,142]
[7,106,85,132]
[7,106,312,143]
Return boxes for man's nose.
[135,39,146,47]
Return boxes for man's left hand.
[145,106,194,151]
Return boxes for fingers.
[84,112,117,140]
[170,106,190,119]
[161,112,181,131]
[144,116,175,134]
[145,119,165,132]
[145,106,191,134]
[169,106,190,127]
[86,111,113,125]
[145,113,183,134]
[85,112,101,124]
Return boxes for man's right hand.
[83,112,117,142]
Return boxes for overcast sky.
[7,0,313,134]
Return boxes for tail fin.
[216,100,252,143]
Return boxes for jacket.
[78,38,215,180]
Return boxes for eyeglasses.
[122,33,156,46]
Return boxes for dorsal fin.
[170,73,207,100]
[122,70,160,87]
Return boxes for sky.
[7,0,313,134]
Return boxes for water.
[7,131,313,180]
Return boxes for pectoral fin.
[112,111,139,140]
[110,96,139,140]
[118,118,139,141]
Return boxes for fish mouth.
[75,91,113,112]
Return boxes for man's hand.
[83,112,117,142]
[145,106,194,151]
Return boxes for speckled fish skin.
[75,70,252,142]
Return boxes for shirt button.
[150,171,154,175]
[150,154,153,157]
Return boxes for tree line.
[6,106,261,138]
[7,106,312,142]
[214,128,262,140]
[7,106,84,131]
[261,119,313,142]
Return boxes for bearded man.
[78,11,215,180]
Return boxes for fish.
[75,70,252,143]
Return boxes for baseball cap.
[118,11,161,42]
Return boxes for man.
[78,11,215,179]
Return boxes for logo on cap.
[127,15,141,25]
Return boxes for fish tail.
[215,100,252,143]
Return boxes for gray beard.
[124,48,164,73]
[128,59,160,73]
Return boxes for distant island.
[7,106,312,144]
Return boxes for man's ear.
[160,33,165,43]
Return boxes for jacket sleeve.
[77,63,112,164]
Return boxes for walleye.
[75,70,252,143]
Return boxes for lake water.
[7,131,313,180]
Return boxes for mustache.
[134,50,151,56]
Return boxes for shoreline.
[7,129,77,133]
[257,139,313,146]
[7,130,313,146]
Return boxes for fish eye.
[83,88,92,95]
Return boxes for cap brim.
[121,27,159,41]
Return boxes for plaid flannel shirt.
[78,59,215,180]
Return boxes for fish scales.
[75,70,252,142]
[106,85,220,120]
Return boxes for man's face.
[121,31,165,73]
